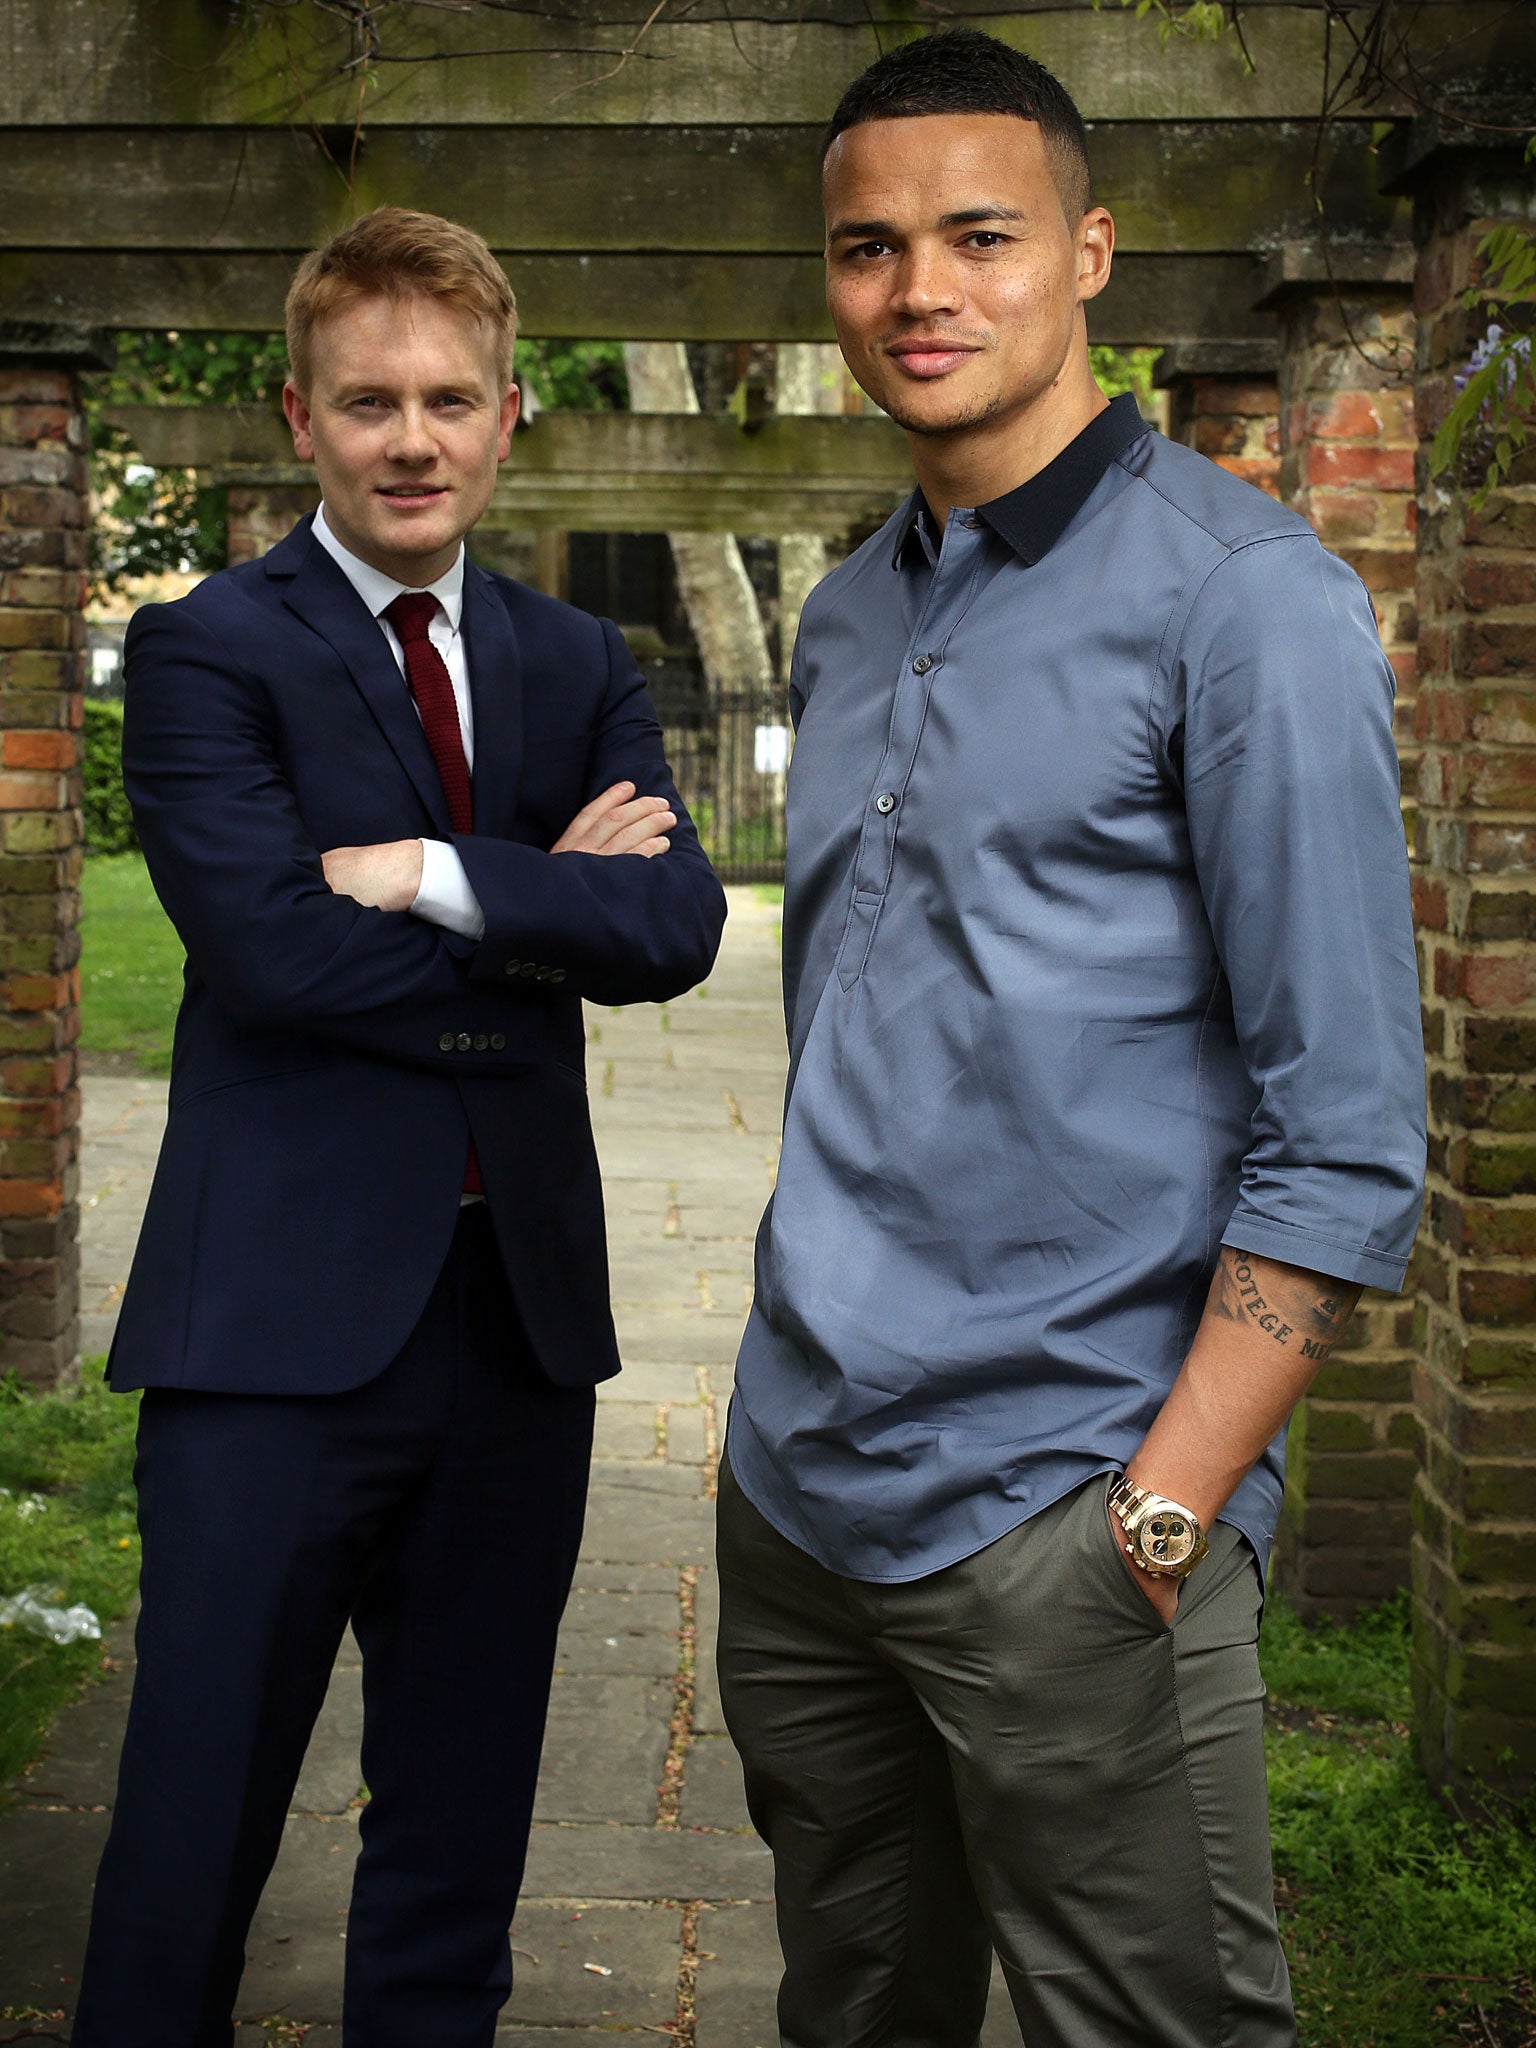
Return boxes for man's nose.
[387,403,437,463]
[892,246,963,319]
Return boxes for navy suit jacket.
[109,517,727,1397]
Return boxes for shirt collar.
[891,391,1150,571]
[313,502,465,632]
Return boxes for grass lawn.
[0,1373,140,1789]
[79,853,184,1072]
[1261,1595,1536,2047]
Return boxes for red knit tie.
[384,592,474,836]
[383,591,483,1194]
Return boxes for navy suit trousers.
[73,1206,595,2048]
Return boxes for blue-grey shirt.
[728,393,1426,1584]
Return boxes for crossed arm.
[1119,1249,1362,1622]
[321,782,676,910]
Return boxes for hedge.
[83,697,138,856]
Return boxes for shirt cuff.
[1220,1215,1410,1294]
[411,839,485,942]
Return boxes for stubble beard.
[880,384,1006,439]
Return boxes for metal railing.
[647,672,791,884]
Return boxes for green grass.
[0,1372,141,1789]
[79,853,184,1072]
[1260,1591,1536,2047]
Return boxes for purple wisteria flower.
[1456,322,1532,401]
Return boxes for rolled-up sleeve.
[1173,534,1426,1290]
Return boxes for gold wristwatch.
[1107,1477,1209,1580]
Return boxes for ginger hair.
[285,207,517,392]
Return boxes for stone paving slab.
[291,1662,365,1815]
[0,1805,104,2010]
[580,1482,716,1567]
[534,1675,673,1825]
[679,1733,753,1834]
[521,1822,772,1903]
[502,1902,683,2029]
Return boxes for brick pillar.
[1392,139,1536,1795]
[1256,266,1422,1616]
[226,480,319,566]
[0,324,111,1387]
[1154,341,1280,498]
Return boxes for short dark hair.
[822,28,1092,221]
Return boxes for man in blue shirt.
[716,30,1425,2048]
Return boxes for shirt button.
[473,1033,489,1051]
[912,653,933,674]
[875,791,897,816]
[438,1032,455,1052]
[455,1032,472,1052]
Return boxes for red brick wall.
[1166,374,1281,497]
[1408,152,1536,1796]
[227,483,319,566]
[1269,289,1423,1617]
[0,365,85,1384]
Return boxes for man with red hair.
[73,207,725,2048]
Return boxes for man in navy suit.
[72,207,727,2048]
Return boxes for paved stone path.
[1,889,1019,2044]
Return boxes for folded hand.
[553,782,675,858]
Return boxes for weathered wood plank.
[100,402,918,536]
[101,402,910,474]
[0,122,1404,255]
[230,472,910,537]
[4,0,1505,127]
[0,249,1276,344]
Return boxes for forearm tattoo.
[1208,1247,1362,1368]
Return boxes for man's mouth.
[886,341,981,379]
[376,484,448,504]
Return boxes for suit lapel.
[278,532,453,838]
[461,561,524,836]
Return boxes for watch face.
[1139,1510,1197,1570]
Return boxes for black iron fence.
[647,670,791,884]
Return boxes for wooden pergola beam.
[2,1,1509,128]
[101,404,918,537]
[3,250,1277,344]
[0,122,1404,259]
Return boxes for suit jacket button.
[490,1033,506,1050]
[550,968,567,985]
[474,1033,489,1051]
[535,965,553,982]
[438,1032,455,1052]
[520,962,538,979]
[505,958,521,977]
[456,1032,472,1051]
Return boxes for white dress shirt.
[312,504,486,941]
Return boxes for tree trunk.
[773,343,847,686]
[621,342,773,694]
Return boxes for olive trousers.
[715,1455,1294,2048]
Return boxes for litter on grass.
[0,1584,102,1644]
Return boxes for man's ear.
[1075,207,1115,305]
[283,380,316,462]
[497,380,520,461]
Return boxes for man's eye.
[844,240,893,262]
[964,232,1007,250]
